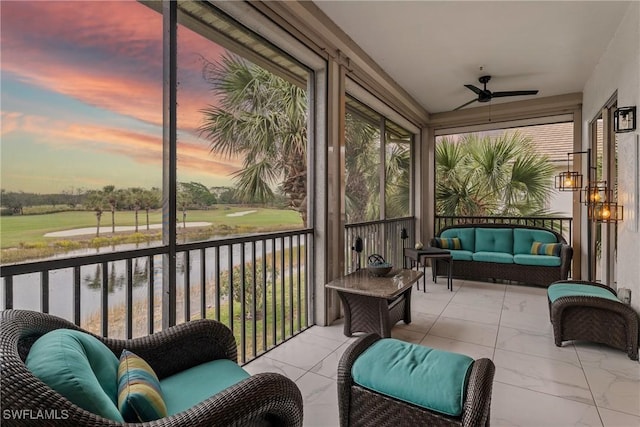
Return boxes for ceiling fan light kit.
[454,75,539,111]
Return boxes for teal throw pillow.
[530,241,561,256]
[435,237,461,250]
[118,350,168,422]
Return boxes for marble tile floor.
[244,275,640,427]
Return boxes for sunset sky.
[1,0,242,194]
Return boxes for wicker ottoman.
[338,334,495,427]
[547,280,639,360]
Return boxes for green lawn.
[0,206,303,249]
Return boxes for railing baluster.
[184,251,190,323]
[40,271,49,313]
[4,276,13,310]
[288,235,293,338]
[73,266,81,326]
[101,261,108,337]
[271,238,276,347]
[200,248,206,319]
[251,240,257,359]
[279,238,285,340]
[297,234,302,332]
[126,258,133,339]
[228,244,233,332]
[262,239,267,352]
[240,242,246,364]
[215,246,220,322]
[148,256,154,335]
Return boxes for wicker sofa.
[0,309,303,426]
[431,224,572,287]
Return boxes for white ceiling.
[313,1,631,114]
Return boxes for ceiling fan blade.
[464,84,482,95]
[453,99,479,111]
[491,90,539,98]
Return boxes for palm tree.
[142,188,161,230]
[435,132,556,217]
[385,141,411,218]
[129,187,145,232]
[85,189,105,237]
[199,52,308,225]
[344,112,380,223]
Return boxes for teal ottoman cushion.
[441,228,475,251]
[548,283,619,303]
[161,359,250,416]
[25,329,123,422]
[513,229,558,254]
[514,254,561,267]
[352,339,474,417]
[475,228,513,253]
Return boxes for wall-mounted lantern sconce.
[589,202,624,223]
[614,106,636,133]
[581,180,611,206]
[555,153,583,191]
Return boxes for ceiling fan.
[454,75,539,110]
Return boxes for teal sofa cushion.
[547,283,619,303]
[161,359,250,416]
[448,249,474,261]
[25,329,123,422]
[472,251,514,264]
[352,339,474,417]
[514,254,561,267]
[118,350,168,422]
[475,228,513,253]
[441,228,475,252]
[513,229,558,254]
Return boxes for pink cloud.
[7,112,242,181]
[1,1,225,133]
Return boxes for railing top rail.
[345,217,414,229]
[1,228,314,277]
[177,228,313,252]
[435,215,572,221]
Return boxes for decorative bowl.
[367,263,393,277]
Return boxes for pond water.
[4,235,305,324]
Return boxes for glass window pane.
[345,102,381,223]
[1,1,163,264]
[176,8,309,244]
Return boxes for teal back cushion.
[513,229,558,254]
[475,228,513,253]
[352,339,474,417]
[441,228,475,251]
[25,329,123,422]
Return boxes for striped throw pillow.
[118,350,167,422]
[530,242,561,257]
[435,237,461,250]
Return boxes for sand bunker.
[44,222,212,238]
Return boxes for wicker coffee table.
[325,269,423,338]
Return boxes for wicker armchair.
[0,309,303,426]
[548,280,639,360]
[338,334,495,427]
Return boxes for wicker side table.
[326,269,423,338]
